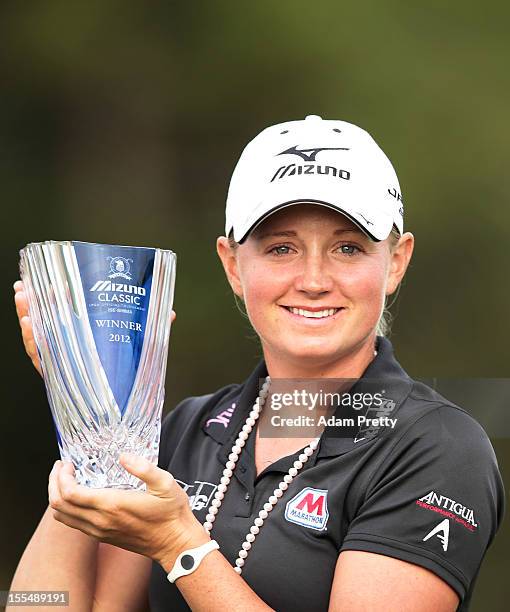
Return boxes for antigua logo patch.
[285,487,329,531]
[416,490,478,532]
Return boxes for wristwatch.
[167,539,220,583]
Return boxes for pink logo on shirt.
[206,403,237,428]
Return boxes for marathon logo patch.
[285,487,329,531]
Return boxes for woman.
[10,116,504,611]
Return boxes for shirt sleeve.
[340,404,505,605]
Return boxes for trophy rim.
[20,240,176,256]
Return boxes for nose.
[294,252,334,295]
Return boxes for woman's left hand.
[48,455,209,570]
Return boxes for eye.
[338,244,361,256]
[269,244,293,256]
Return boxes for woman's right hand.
[14,280,42,376]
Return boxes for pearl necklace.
[203,375,321,575]
[202,349,377,572]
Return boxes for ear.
[385,232,414,295]
[216,236,244,299]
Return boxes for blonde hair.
[227,225,402,338]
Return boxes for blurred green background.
[1,1,508,609]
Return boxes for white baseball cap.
[225,115,404,243]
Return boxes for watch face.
[181,554,195,571]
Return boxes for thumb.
[120,453,174,496]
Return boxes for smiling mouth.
[281,306,342,319]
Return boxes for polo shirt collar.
[201,359,268,446]
[202,336,413,460]
[319,336,413,457]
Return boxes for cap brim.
[235,199,395,244]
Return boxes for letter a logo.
[285,487,329,531]
[423,519,450,552]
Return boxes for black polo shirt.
[149,337,504,611]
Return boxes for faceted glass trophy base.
[61,420,161,490]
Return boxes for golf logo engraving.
[108,256,133,280]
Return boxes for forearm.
[8,505,98,611]
[178,551,273,611]
[160,528,273,611]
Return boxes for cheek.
[241,265,288,324]
[339,260,388,306]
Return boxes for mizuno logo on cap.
[277,145,349,162]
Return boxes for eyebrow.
[254,228,364,240]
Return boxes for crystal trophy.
[19,241,176,490]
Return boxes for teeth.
[289,307,338,318]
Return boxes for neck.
[262,335,378,380]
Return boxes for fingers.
[48,461,79,514]
[48,465,103,537]
[48,461,121,540]
[19,315,42,374]
[14,285,29,322]
[171,309,176,323]
[20,315,37,354]
[14,281,42,375]
[120,453,174,497]
[58,463,108,510]
[48,460,62,507]
[49,461,102,511]
[48,461,83,518]
[51,509,103,539]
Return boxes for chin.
[280,341,343,363]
